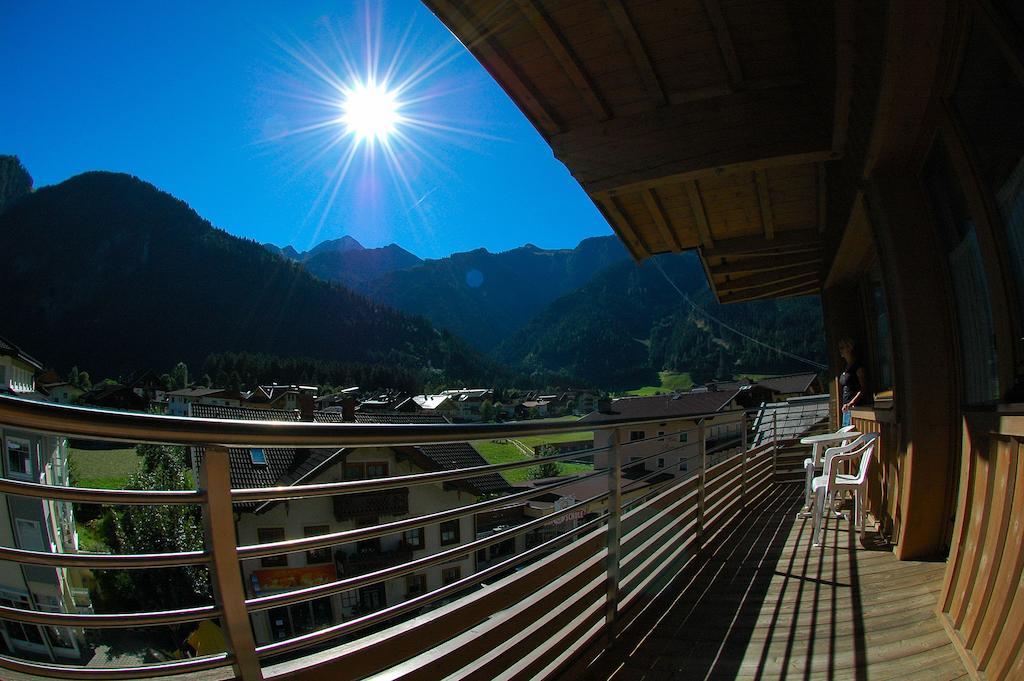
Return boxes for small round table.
[796,430,860,518]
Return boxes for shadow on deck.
[567,484,967,681]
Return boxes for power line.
[651,257,828,371]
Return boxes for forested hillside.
[495,252,826,389]
[0,172,501,383]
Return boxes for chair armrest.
[822,450,863,483]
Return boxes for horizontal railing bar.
[235,424,697,503]
[0,545,209,568]
[235,441,607,502]
[255,514,609,659]
[0,603,219,628]
[236,468,607,559]
[0,652,231,680]
[0,477,204,505]
[246,487,611,611]
[0,393,767,448]
[237,437,696,559]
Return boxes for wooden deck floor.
[569,483,967,681]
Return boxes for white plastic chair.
[810,433,879,546]
[801,424,856,514]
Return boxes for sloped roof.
[579,389,741,425]
[190,403,511,501]
[0,335,43,371]
[751,394,830,446]
[756,373,820,395]
[168,387,237,398]
[412,394,452,410]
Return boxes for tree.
[480,399,495,422]
[92,445,209,618]
[170,362,189,390]
[78,371,92,391]
[0,155,32,215]
[529,445,563,479]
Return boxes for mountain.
[302,243,423,290]
[0,155,32,215]
[263,236,422,290]
[495,252,826,390]
[0,171,499,383]
[362,236,630,350]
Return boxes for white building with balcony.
[189,404,511,646]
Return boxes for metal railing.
[0,394,824,680]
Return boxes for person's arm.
[843,366,868,411]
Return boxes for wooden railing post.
[771,411,779,481]
[741,412,748,506]
[605,429,622,640]
[200,446,263,681]
[696,421,706,552]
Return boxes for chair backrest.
[837,423,857,447]
[849,432,879,484]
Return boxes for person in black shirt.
[838,338,867,427]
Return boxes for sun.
[339,80,403,143]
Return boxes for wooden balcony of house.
[0,395,1018,681]
[336,545,414,577]
[564,483,966,681]
[332,487,410,521]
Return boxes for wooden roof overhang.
[424,0,842,302]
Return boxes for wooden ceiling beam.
[642,188,682,252]
[709,251,821,276]
[595,194,650,260]
[718,265,821,293]
[754,169,775,240]
[718,275,821,303]
[552,84,835,194]
[701,0,744,89]
[424,0,562,134]
[832,0,854,154]
[685,181,715,248]
[701,229,821,259]
[604,0,666,107]
[515,0,611,121]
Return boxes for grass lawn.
[472,440,592,484]
[68,447,142,489]
[625,371,694,396]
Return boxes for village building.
[581,390,746,477]
[166,387,244,416]
[188,403,511,646]
[0,338,88,660]
[242,384,318,412]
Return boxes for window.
[924,140,1001,403]
[629,431,644,442]
[953,19,1024,308]
[340,590,359,609]
[864,261,894,391]
[257,528,288,567]
[6,436,32,479]
[15,519,44,552]
[658,458,665,468]
[406,573,427,598]
[679,460,688,473]
[249,448,267,465]
[343,461,389,479]
[657,431,665,440]
[440,519,460,546]
[304,526,330,564]
[404,527,425,550]
[441,566,462,585]
[679,433,688,443]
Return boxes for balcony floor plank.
[564,483,966,681]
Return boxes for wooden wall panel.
[940,412,1024,680]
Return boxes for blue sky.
[0,1,610,258]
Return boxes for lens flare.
[340,81,402,143]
